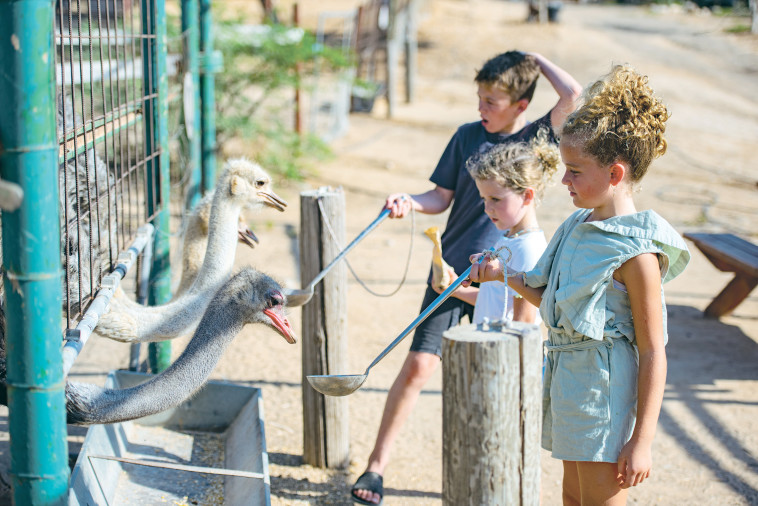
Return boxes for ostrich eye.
[255,180,265,188]
[267,289,284,308]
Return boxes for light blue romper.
[525,209,690,462]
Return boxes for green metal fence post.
[199,0,222,192]
[182,0,202,209]
[0,0,69,502]
[142,0,172,372]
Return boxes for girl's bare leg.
[576,461,629,505]
[562,460,581,506]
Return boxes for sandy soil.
[2,0,756,504]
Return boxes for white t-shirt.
[472,230,547,325]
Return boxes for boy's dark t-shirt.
[430,112,554,282]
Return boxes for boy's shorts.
[409,286,474,357]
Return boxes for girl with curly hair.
[434,128,560,328]
[466,65,690,504]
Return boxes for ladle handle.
[363,249,496,374]
[307,207,392,290]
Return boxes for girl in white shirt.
[433,128,559,326]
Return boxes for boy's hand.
[463,253,503,286]
[384,193,412,218]
[616,437,652,489]
[431,266,458,294]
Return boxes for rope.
[317,197,415,297]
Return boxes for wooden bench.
[684,232,758,317]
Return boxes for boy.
[351,51,581,506]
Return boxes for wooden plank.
[705,274,758,318]
[684,232,758,317]
[684,233,758,278]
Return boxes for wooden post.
[538,0,547,24]
[293,3,303,136]
[385,0,408,118]
[404,0,418,103]
[442,321,542,505]
[300,188,350,468]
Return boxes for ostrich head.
[216,267,296,344]
[223,158,288,213]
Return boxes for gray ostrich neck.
[82,308,244,423]
[191,197,241,292]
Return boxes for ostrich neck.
[104,197,241,330]
[81,309,244,424]
[190,197,242,292]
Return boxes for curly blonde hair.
[560,65,670,182]
[466,128,560,201]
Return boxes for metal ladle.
[307,246,511,396]
[284,208,391,307]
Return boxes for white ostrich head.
[221,158,287,213]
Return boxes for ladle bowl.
[306,246,512,396]
[285,207,391,307]
[306,374,367,397]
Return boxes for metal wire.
[317,198,415,298]
[55,0,162,328]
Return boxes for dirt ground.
[2,0,756,504]
[239,2,757,504]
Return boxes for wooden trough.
[69,370,271,505]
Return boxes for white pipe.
[62,223,154,377]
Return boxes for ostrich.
[1,267,296,424]
[94,158,287,343]
[174,190,259,298]
[57,101,118,314]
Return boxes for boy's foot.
[351,471,383,505]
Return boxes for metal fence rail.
[1,0,212,498]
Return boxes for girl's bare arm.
[512,296,537,323]
[465,253,545,308]
[615,252,666,488]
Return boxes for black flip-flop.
[351,471,383,505]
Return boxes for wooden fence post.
[300,188,350,468]
[404,0,418,103]
[442,321,542,505]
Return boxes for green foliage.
[724,23,751,32]
[260,132,335,182]
[214,20,353,180]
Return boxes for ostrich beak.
[258,190,287,212]
[264,307,297,344]
[237,223,259,248]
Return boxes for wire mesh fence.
[54,0,186,328]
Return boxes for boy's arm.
[431,266,478,305]
[526,52,583,130]
[615,253,666,488]
[385,186,454,218]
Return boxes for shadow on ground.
[661,304,758,503]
